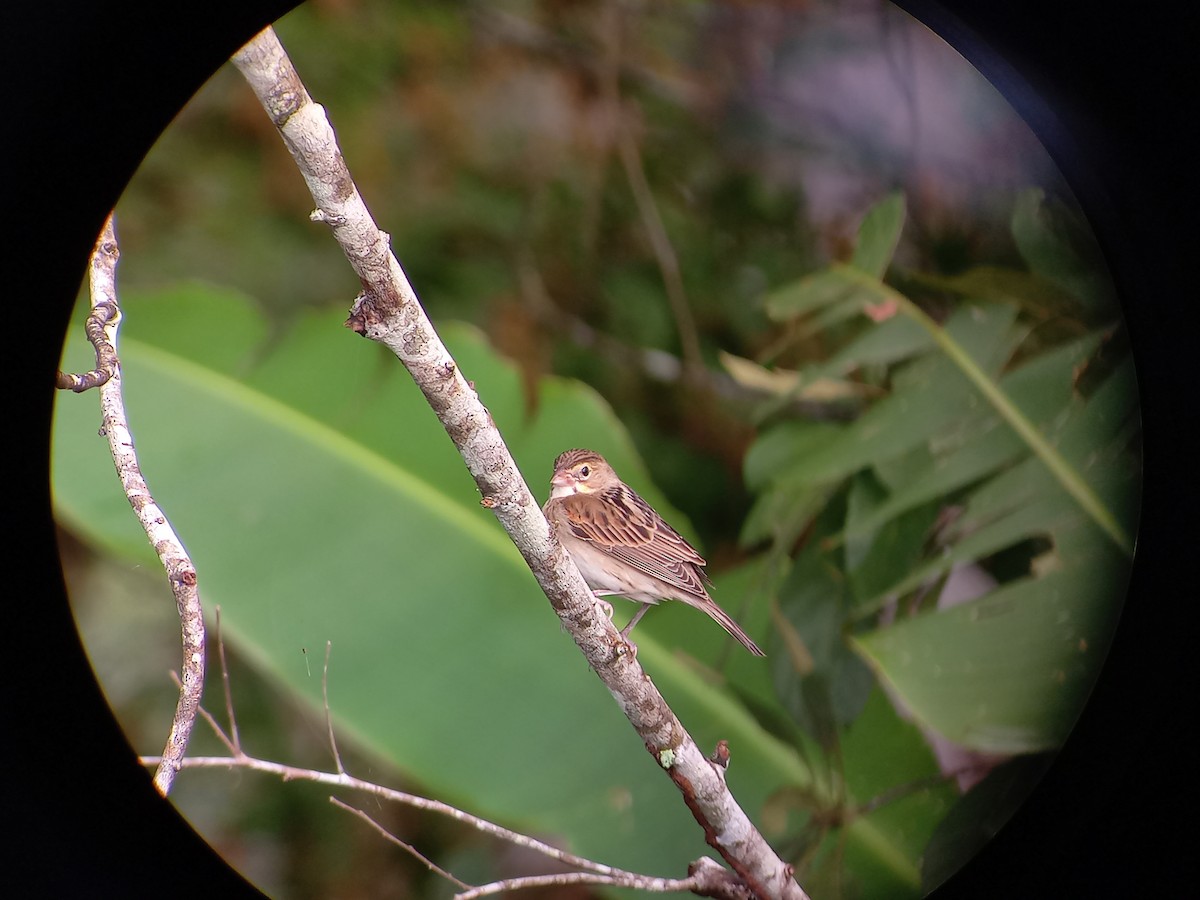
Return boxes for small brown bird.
[543,448,764,656]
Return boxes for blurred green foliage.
[732,189,1135,893]
[56,1,1137,897]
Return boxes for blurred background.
[53,0,1138,897]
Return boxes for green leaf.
[739,480,836,550]
[825,312,933,371]
[763,267,875,321]
[850,562,1123,754]
[774,541,874,737]
[844,474,942,606]
[839,330,1107,542]
[889,293,1132,555]
[743,420,846,492]
[851,192,906,278]
[772,685,954,899]
[772,304,1021,488]
[835,688,958,896]
[1011,188,1115,313]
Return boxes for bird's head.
[549,449,612,498]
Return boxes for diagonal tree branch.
[57,215,206,796]
[231,26,805,900]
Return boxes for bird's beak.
[550,470,573,488]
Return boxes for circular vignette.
[895,1,1193,898]
[8,1,1192,898]
[11,3,297,898]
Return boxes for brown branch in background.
[470,5,703,114]
[141,748,747,899]
[615,119,704,375]
[330,798,472,890]
[598,3,704,378]
[231,27,807,899]
[139,751,665,881]
[56,215,206,796]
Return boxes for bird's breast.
[559,536,665,605]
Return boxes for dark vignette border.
[6,0,1191,896]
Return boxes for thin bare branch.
[322,641,346,774]
[614,119,704,374]
[330,797,471,889]
[60,215,206,796]
[456,871,699,900]
[231,27,807,899]
[140,751,658,879]
[214,606,241,755]
[197,689,240,755]
[599,4,704,376]
[169,667,236,756]
[457,856,759,900]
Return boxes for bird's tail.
[685,594,765,657]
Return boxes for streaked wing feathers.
[561,484,709,598]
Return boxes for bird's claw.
[615,628,639,660]
[592,594,615,620]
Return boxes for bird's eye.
[579,465,590,478]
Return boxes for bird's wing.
[560,485,709,598]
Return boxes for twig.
[57,215,205,796]
[330,797,471,889]
[459,856,758,900]
[55,299,120,391]
[140,750,669,880]
[160,611,760,899]
[231,27,807,899]
[599,4,703,377]
[615,119,704,375]
[322,641,346,774]
[214,606,241,754]
[456,871,700,900]
[190,674,239,756]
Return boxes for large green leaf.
[844,358,1136,754]
[53,288,797,875]
[850,557,1123,754]
[52,286,924,886]
[734,183,1135,892]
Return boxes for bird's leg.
[613,602,653,658]
[618,602,652,640]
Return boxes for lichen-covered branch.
[231,27,806,899]
[57,215,205,796]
